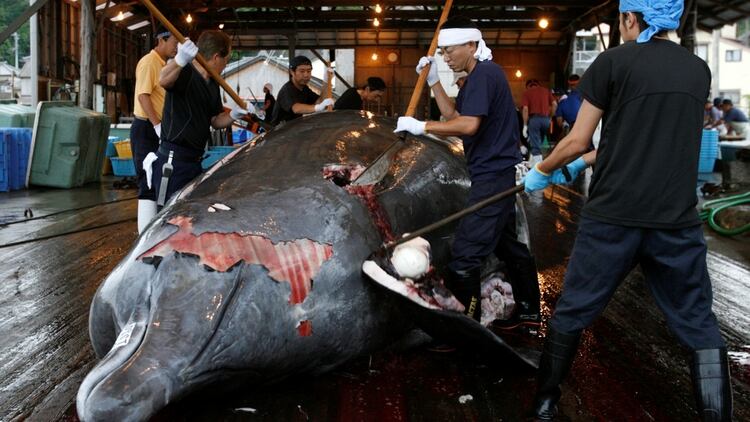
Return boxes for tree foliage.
[0,0,31,67]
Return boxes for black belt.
[158,144,203,163]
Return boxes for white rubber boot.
[137,200,157,233]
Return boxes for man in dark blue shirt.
[395,16,540,328]
[721,99,748,136]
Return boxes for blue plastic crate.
[0,128,33,192]
[202,146,235,169]
[110,157,136,177]
[698,129,719,173]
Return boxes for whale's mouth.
[76,304,149,419]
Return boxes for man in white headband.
[395,16,541,331]
[524,1,732,420]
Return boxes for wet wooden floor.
[1,178,748,421]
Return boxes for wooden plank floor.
[0,179,748,421]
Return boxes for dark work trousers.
[130,118,160,200]
[152,142,204,208]
[449,167,516,273]
[551,217,725,350]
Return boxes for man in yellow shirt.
[130,27,177,233]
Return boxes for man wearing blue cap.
[523,1,732,420]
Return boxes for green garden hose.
[699,191,750,236]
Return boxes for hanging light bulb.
[373,17,380,27]
[538,18,549,29]
[375,4,382,13]
[515,69,522,78]
[186,14,193,23]
[219,23,225,29]
[115,11,124,21]
[371,52,379,61]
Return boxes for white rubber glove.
[391,236,432,279]
[143,152,158,189]
[415,56,440,87]
[522,125,529,138]
[174,39,199,67]
[230,103,256,120]
[314,98,334,113]
[322,67,334,84]
[153,123,161,139]
[394,116,426,136]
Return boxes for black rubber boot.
[532,327,581,421]
[495,256,542,332]
[692,348,733,422]
[445,267,482,321]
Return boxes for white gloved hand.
[322,67,334,84]
[143,152,159,190]
[174,39,199,67]
[416,56,440,87]
[314,98,334,113]
[522,125,529,138]
[153,123,161,139]
[394,116,426,136]
[230,103,255,120]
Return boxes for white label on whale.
[113,322,136,349]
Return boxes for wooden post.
[608,14,621,48]
[679,0,697,52]
[79,0,96,109]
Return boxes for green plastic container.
[0,104,36,127]
[109,124,132,140]
[28,101,111,188]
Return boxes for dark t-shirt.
[264,92,276,122]
[578,39,710,229]
[456,60,521,180]
[334,87,363,110]
[272,81,319,124]
[161,63,224,152]
[724,107,748,123]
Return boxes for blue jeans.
[550,217,725,350]
[528,115,550,156]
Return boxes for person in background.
[703,97,722,129]
[130,26,177,233]
[271,55,334,125]
[521,79,557,165]
[334,77,387,110]
[262,83,275,123]
[721,99,748,136]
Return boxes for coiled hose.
[699,191,750,236]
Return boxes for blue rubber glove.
[549,157,587,185]
[523,164,551,193]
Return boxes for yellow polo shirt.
[133,49,166,120]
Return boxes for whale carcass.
[76,110,530,421]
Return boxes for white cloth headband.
[438,28,493,61]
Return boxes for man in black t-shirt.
[149,30,252,207]
[271,56,333,125]
[334,77,386,111]
[524,2,731,420]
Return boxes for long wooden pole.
[404,0,453,117]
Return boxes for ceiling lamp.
[375,4,382,14]
[538,18,549,29]
[373,17,380,27]
[371,52,379,61]
[114,11,124,21]
[515,69,522,78]
[219,23,225,29]
[186,14,193,23]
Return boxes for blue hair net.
[619,0,684,43]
